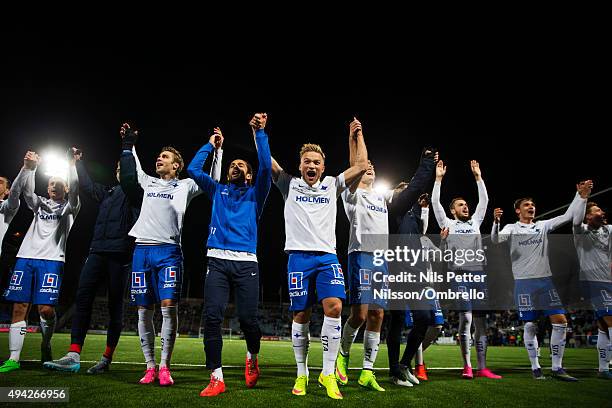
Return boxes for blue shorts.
[287,251,345,311]
[428,297,445,325]
[514,276,565,321]
[581,280,612,318]
[3,258,64,305]
[130,244,183,306]
[449,269,488,311]
[348,251,388,308]
[404,299,444,328]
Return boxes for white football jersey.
[275,171,346,254]
[432,179,488,269]
[342,187,393,253]
[17,168,81,262]
[492,193,586,280]
[128,148,202,246]
[495,221,554,279]
[574,223,612,283]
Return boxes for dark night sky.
[1,30,608,304]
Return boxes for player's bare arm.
[435,159,446,182]
[471,159,482,182]
[343,117,368,189]
[493,207,503,224]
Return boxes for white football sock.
[415,344,424,365]
[459,311,473,367]
[363,330,380,370]
[160,306,177,368]
[292,321,310,377]
[524,322,540,370]
[550,323,567,371]
[597,329,609,372]
[9,321,27,362]
[138,308,156,369]
[474,315,488,370]
[321,316,342,376]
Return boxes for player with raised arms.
[335,155,407,392]
[431,159,501,379]
[413,194,447,381]
[1,149,80,372]
[186,114,272,397]
[385,147,438,387]
[573,195,612,379]
[491,180,591,381]
[43,129,143,374]
[272,117,368,399]
[120,124,202,386]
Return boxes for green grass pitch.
[0,333,610,407]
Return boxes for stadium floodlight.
[374,180,390,194]
[41,150,69,180]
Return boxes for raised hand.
[393,181,409,194]
[209,127,224,149]
[120,123,138,138]
[349,117,362,139]
[69,147,83,163]
[23,151,39,170]
[576,179,593,199]
[435,160,446,180]
[471,160,482,180]
[120,122,139,150]
[250,113,268,130]
[440,227,449,240]
[422,147,438,162]
[494,207,503,224]
[418,193,430,208]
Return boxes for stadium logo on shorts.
[42,273,59,288]
[332,264,344,280]
[601,289,612,303]
[289,272,303,290]
[519,293,532,307]
[359,269,371,285]
[10,271,23,286]
[165,266,178,282]
[132,272,146,289]
[549,289,561,303]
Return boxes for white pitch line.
[25,360,598,370]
